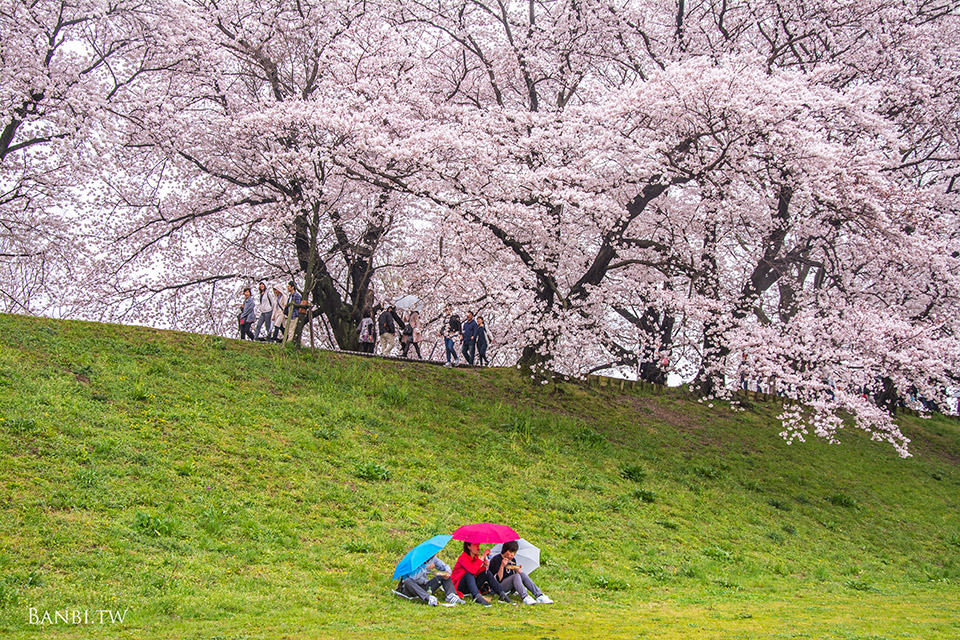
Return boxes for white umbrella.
[489,538,540,574]
[393,294,421,311]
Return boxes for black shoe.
[498,594,515,605]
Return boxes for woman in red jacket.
[450,541,513,606]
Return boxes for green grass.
[1,313,959,639]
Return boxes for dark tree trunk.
[693,219,722,393]
[518,309,558,375]
[292,211,363,350]
[692,320,723,395]
[638,308,675,385]
[290,202,384,351]
[614,305,675,384]
[875,376,900,414]
[310,261,361,351]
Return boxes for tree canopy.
[3,0,959,456]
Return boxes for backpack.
[360,320,374,342]
[449,314,461,333]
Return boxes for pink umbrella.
[451,523,520,544]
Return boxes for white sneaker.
[523,595,537,605]
[444,362,452,367]
[427,595,438,606]
[536,594,553,604]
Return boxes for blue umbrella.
[392,534,453,580]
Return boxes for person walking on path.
[269,285,287,343]
[461,311,478,365]
[239,287,256,340]
[253,281,276,341]
[358,310,376,353]
[440,306,461,367]
[282,281,302,342]
[378,304,404,356]
[476,315,492,366]
[401,310,423,359]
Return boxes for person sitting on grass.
[489,540,553,605]
[450,541,513,606]
[398,554,465,606]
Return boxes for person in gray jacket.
[239,287,256,340]
[253,281,276,341]
[396,555,465,606]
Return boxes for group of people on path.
[358,304,494,366]
[238,281,302,343]
[439,306,493,367]
[396,541,553,607]
[238,282,497,366]
[357,304,424,359]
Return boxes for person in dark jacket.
[284,281,302,320]
[239,287,256,340]
[488,540,553,605]
[475,315,493,366]
[460,311,478,365]
[378,304,405,356]
[281,281,302,343]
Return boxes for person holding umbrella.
[489,540,553,605]
[450,541,513,606]
[391,534,465,606]
[399,555,465,606]
[400,310,423,359]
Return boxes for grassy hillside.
[1,313,958,639]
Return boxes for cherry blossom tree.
[3,0,958,457]
[83,0,425,347]
[333,0,960,455]
[0,0,174,314]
